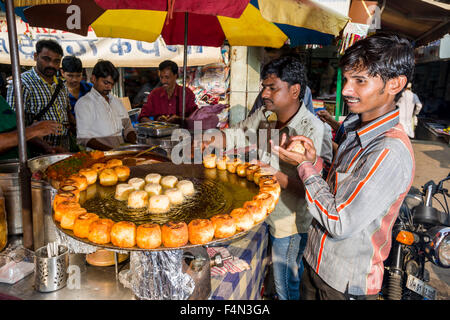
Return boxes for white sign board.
[0,14,223,68]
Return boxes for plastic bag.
[0,245,35,284]
[185,104,228,130]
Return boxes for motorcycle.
[382,173,450,300]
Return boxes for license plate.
[406,274,437,300]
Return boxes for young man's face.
[34,47,62,80]
[342,68,398,121]
[92,75,114,98]
[159,68,177,92]
[61,70,82,89]
[261,74,300,115]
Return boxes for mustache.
[44,67,56,72]
[343,95,360,101]
[263,98,273,104]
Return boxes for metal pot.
[0,154,71,242]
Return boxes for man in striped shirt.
[7,39,70,153]
[273,33,415,299]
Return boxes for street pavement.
[411,139,450,300]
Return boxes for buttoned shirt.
[297,109,415,295]
[225,103,333,237]
[138,84,197,120]
[75,88,135,149]
[6,67,70,148]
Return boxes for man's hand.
[50,146,68,154]
[139,117,151,123]
[316,110,341,131]
[166,114,181,123]
[272,134,317,166]
[27,120,62,139]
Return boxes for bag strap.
[32,78,64,122]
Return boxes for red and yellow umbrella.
[23,0,349,48]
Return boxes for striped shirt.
[297,108,415,296]
[6,67,70,148]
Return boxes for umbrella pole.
[5,0,34,250]
[182,12,188,122]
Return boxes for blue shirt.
[67,80,92,115]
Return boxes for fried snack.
[68,174,88,191]
[176,180,195,196]
[127,190,148,209]
[160,175,178,189]
[111,221,137,248]
[73,213,99,238]
[144,183,162,196]
[230,208,254,231]
[253,192,276,213]
[215,155,229,170]
[290,140,306,155]
[161,221,189,248]
[54,201,81,222]
[259,186,280,204]
[128,177,145,191]
[203,154,217,169]
[60,207,87,230]
[243,200,268,223]
[245,164,260,181]
[144,173,162,184]
[226,157,242,174]
[91,162,106,173]
[88,219,115,244]
[259,178,281,197]
[78,168,98,185]
[136,223,162,249]
[188,219,215,245]
[114,165,130,182]
[210,214,236,239]
[58,185,80,202]
[90,150,105,160]
[253,169,274,185]
[53,191,77,210]
[164,188,184,205]
[114,183,135,201]
[98,168,118,186]
[148,195,170,214]
[236,163,250,178]
[105,158,123,169]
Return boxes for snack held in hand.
[290,140,305,155]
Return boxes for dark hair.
[62,56,82,73]
[92,60,119,82]
[35,39,63,56]
[339,33,415,102]
[159,60,178,75]
[261,56,308,100]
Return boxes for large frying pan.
[53,162,265,251]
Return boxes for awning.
[379,0,450,46]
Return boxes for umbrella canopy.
[23,0,349,48]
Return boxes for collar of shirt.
[342,108,400,148]
[262,101,309,133]
[90,87,113,102]
[32,67,58,87]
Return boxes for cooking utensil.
[134,145,161,158]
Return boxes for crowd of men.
[0,33,418,301]
[1,39,198,156]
